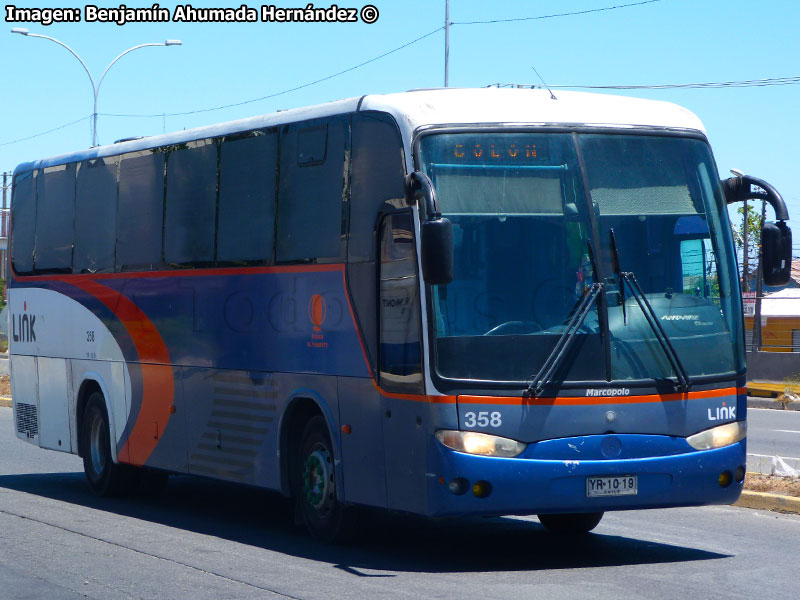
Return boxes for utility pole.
[742,197,749,292]
[1,172,8,282]
[753,199,768,351]
[444,0,450,87]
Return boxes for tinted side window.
[349,113,406,261]
[218,132,277,263]
[74,159,117,273]
[276,118,347,261]
[117,152,165,270]
[11,170,36,274]
[35,163,76,272]
[165,141,217,265]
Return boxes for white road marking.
[748,453,800,461]
[773,430,800,434]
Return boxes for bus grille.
[15,403,39,439]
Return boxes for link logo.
[11,301,36,343]
[708,402,736,421]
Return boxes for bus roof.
[14,88,706,174]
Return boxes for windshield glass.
[579,134,743,380]
[419,132,743,384]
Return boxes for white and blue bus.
[8,89,792,540]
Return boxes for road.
[747,407,800,473]
[1,405,799,600]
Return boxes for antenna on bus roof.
[531,66,557,100]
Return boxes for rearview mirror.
[406,171,454,285]
[762,221,792,287]
[421,218,454,285]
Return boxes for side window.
[117,151,165,270]
[11,170,36,274]
[165,140,217,265]
[35,163,76,272]
[74,158,117,273]
[276,118,346,262]
[218,131,277,263]
[379,212,423,393]
[349,113,406,261]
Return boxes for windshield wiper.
[608,229,691,392]
[525,282,603,398]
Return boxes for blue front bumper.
[427,435,746,518]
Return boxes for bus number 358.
[463,411,502,428]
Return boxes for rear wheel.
[80,392,138,497]
[538,512,604,534]
[293,415,355,543]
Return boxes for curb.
[735,490,800,514]
[747,397,800,411]
[0,397,11,408]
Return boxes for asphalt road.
[1,405,799,600]
[747,407,800,473]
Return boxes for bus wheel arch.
[279,396,355,542]
[279,396,327,497]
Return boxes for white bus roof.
[363,88,706,136]
[15,88,707,173]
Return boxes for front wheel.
[293,415,355,543]
[538,512,604,534]
[79,392,138,497]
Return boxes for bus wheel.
[80,392,138,497]
[293,415,354,543]
[537,512,604,534]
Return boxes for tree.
[733,202,763,290]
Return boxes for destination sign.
[425,135,552,166]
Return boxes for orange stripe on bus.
[458,387,745,407]
[64,278,174,466]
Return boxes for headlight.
[435,430,527,457]
[686,421,747,450]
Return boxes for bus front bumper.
[427,438,746,518]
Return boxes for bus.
[8,88,792,541]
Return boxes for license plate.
[586,475,638,497]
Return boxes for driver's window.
[379,212,424,394]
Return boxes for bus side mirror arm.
[721,174,792,287]
[405,171,454,285]
[721,174,789,221]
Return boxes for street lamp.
[11,28,181,147]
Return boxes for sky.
[1,0,798,250]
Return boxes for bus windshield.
[419,132,743,385]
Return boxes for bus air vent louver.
[15,403,39,438]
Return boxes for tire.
[79,392,138,497]
[538,512,604,534]
[292,415,355,543]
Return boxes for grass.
[744,472,800,498]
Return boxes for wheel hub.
[303,447,333,511]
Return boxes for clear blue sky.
[2,0,798,248]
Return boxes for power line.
[489,76,800,90]
[453,0,662,25]
[550,75,800,90]
[0,115,92,147]
[2,1,669,141]
[102,0,667,120]
[103,26,445,119]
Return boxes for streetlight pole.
[444,0,450,87]
[10,28,181,147]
